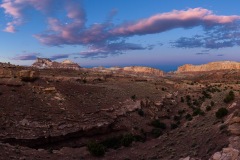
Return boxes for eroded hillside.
[1,64,240,160]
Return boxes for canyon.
[1,60,240,159]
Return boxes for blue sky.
[1,0,240,71]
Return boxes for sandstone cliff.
[123,66,164,76]
[177,61,240,73]
[32,58,81,70]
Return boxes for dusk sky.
[1,0,240,71]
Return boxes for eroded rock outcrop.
[19,70,39,82]
[177,61,240,73]
[209,109,240,160]
[32,58,81,70]
[123,66,164,76]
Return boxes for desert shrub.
[101,137,121,149]
[211,101,215,106]
[186,95,191,102]
[151,128,162,138]
[216,108,228,119]
[224,91,235,103]
[178,109,185,115]
[192,108,205,116]
[173,115,181,121]
[202,91,212,99]
[140,100,145,108]
[185,114,192,121]
[206,106,212,111]
[151,120,166,129]
[121,134,134,147]
[162,88,167,91]
[171,123,178,130]
[180,97,184,103]
[133,135,146,142]
[137,109,144,117]
[87,141,105,157]
[193,99,200,107]
[83,79,87,83]
[131,95,136,100]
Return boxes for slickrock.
[177,61,240,73]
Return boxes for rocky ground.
[1,64,240,160]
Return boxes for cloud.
[33,7,240,57]
[110,8,240,36]
[2,1,240,57]
[12,53,40,60]
[12,53,72,61]
[172,22,240,49]
[0,0,54,32]
[196,52,209,55]
[79,41,147,58]
[172,36,204,48]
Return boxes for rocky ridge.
[123,66,164,76]
[32,58,81,70]
[177,61,240,73]
[90,66,164,77]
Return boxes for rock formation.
[19,70,39,82]
[177,61,240,73]
[123,66,164,76]
[32,58,81,70]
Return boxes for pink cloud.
[110,8,240,36]
[35,7,240,46]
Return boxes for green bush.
[151,120,166,129]
[180,97,184,103]
[121,134,134,147]
[224,91,235,103]
[202,91,212,99]
[192,108,205,116]
[185,114,192,121]
[151,128,162,138]
[210,101,215,106]
[206,106,212,111]
[173,115,181,121]
[137,109,144,117]
[171,123,178,130]
[216,108,228,119]
[131,95,136,100]
[87,141,105,157]
[101,137,121,149]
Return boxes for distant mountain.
[177,61,240,73]
[32,58,81,70]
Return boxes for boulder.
[210,148,240,160]
[19,70,39,82]
[229,123,240,135]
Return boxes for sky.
[1,0,240,71]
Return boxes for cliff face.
[32,58,81,70]
[177,61,240,73]
[123,66,164,76]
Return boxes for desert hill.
[177,61,240,73]
[1,60,240,159]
